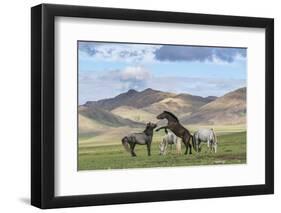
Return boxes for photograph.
[30,3,274,209]
[78,41,247,170]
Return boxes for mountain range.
[79,87,246,136]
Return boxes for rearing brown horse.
[156,111,192,155]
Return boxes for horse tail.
[122,137,130,153]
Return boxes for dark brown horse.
[156,111,192,155]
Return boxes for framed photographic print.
[31,3,274,209]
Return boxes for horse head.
[150,122,157,129]
[144,122,157,136]
[156,111,167,120]
[146,122,157,129]
[157,111,179,123]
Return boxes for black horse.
[122,122,157,157]
[156,111,192,155]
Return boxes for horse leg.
[164,140,168,155]
[175,139,180,155]
[183,138,188,155]
[155,126,168,132]
[147,143,151,156]
[210,140,216,153]
[208,140,213,153]
[183,134,192,155]
[211,137,218,153]
[198,141,202,152]
[188,142,192,154]
[196,140,200,152]
[214,142,217,153]
[209,141,213,153]
[159,141,163,155]
[187,135,192,154]
[130,143,137,157]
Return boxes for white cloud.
[100,66,151,91]
[118,66,150,81]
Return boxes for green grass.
[78,131,246,171]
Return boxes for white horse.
[159,129,181,155]
[193,128,218,153]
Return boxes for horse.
[159,128,181,155]
[193,128,218,153]
[122,122,157,157]
[156,111,193,155]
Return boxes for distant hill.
[111,106,156,123]
[79,113,107,136]
[181,87,246,125]
[79,105,143,128]
[84,88,174,111]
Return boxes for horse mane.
[164,111,179,122]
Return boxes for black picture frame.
[31,3,274,209]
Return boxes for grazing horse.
[193,128,218,153]
[122,122,157,157]
[159,128,181,155]
[156,111,193,155]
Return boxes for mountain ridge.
[83,88,215,113]
[84,88,174,111]
[79,87,246,135]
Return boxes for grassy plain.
[78,125,246,170]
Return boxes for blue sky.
[78,41,247,104]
